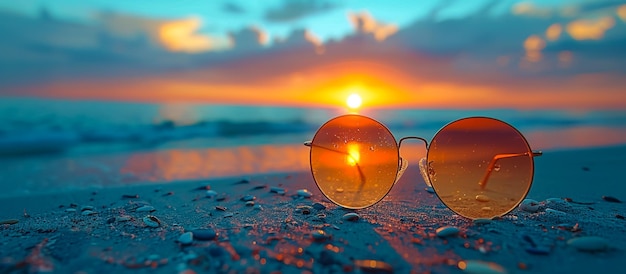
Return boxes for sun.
[346,93,362,109]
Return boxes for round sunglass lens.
[309,115,399,209]
[427,117,534,219]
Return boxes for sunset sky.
[1,0,625,109]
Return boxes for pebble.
[297,189,313,198]
[205,190,217,198]
[602,196,622,203]
[80,205,94,211]
[245,201,255,207]
[241,195,256,202]
[519,199,540,213]
[192,229,217,241]
[81,210,96,216]
[458,260,506,274]
[254,204,263,210]
[296,205,312,215]
[475,194,490,202]
[312,203,326,210]
[65,208,77,213]
[143,215,161,228]
[567,236,609,252]
[0,219,19,225]
[473,218,492,225]
[136,205,156,212]
[270,186,286,195]
[436,226,460,238]
[116,215,132,222]
[342,212,360,221]
[178,232,193,245]
[311,230,329,242]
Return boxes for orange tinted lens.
[310,115,399,209]
[427,117,534,219]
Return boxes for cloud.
[347,11,398,41]
[264,0,337,22]
[566,16,615,40]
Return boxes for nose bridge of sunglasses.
[394,136,430,185]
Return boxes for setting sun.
[347,93,363,109]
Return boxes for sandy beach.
[1,145,624,273]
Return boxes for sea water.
[1,97,625,197]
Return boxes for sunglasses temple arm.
[478,150,543,190]
[304,141,367,188]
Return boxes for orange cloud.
[159,17,232,52]
[347,12,398,41]
[524,35,546,62]
[545,23,562,41]
[566,16,615,40]
[512,2,552,17]
[617,4,626,22]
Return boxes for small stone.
[311,230,329,242]
[116,215,132,222]
[143,215,161,228]
[270,186,286,195]
[519,199,540,213]
[136,205,156,212]
[215,206,227,211]
[0,219,19,225]
[296,205,312,214]
[245,201,255,207]
[205,190,217,198]
[473,218,492,225]
[342,212,360,221]
[80,205,94,211]
[475,194,490,202]
[312,203,326,210]
[65,208,77,213]
[254,204,263,210]
[81,210,96,216]
[297,189,313,198]
[192,229,217,241]
[458,260,506,274]
[178,232,193,245]
[122,194,139,199]
[241,195,256,202]
[567,236,609,252]
[425,187,435,194]
[602,196,622,203]
[436,226,460,238]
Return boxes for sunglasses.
[304,114,542,219]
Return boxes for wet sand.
[1,145,625,273]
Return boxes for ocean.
[1,97,625,197]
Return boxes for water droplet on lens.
[333,144,338,148]
[369,146,375,151]
[494,164,501,171]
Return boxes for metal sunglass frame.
[304,114,542,218]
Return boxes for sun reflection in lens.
[346,143,361,166]
[347,93,362,109]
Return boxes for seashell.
[436,226,460,238]
[143,215,161,228]
[519,199,540,213]
[342,212,360,221]
[458,260,506,274]
[81,210,96,216]
[567,236,609,252]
